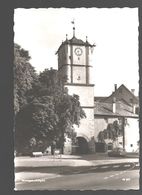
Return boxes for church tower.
[56,25,95,153]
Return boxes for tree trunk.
[60,145,64,154]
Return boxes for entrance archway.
[76,137,89,154]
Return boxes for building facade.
[56,30,96,153]
[94,84,139,153]
[56,30,139,154]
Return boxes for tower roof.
[56,35,95,54]
[69,36,86,45]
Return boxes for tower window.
[77,76,81,80]
[78,57,80,60]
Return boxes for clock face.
[74,47,83,56]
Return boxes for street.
[15,154,139,190]
[15,166,139,190]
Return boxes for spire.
[73,27,75,37]
[71,19,75,37]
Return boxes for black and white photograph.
[14,8,139,190]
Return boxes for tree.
[98,131,105,143]
[55,93,85,153]
[97,120,122,143]
[15,68,86,154]
[14,43,38,114]
[15,100,59,154]
[38,69,86,153]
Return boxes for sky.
[14,8,139,96]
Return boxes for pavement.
[15,153,139,184]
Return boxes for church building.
[56,26,96,154]
[56,26,139,155]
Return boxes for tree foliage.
[38,68,86,124]
[15,101,59,153]
[15,60,86,153]
[14,43,38,114]
[36,69,86,152]
[97,120,122,143]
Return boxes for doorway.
[76,137,89,154]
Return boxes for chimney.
[114,84,117,92]
[112,97,116,113]
[132,104,136,114]
[131,89,135,95]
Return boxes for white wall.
[66,85,94,107]
[124,118,139,152]
[72,66,86,84]
[74,118,95,141]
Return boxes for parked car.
[108,147,126,157]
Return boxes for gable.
[104,84,138,105]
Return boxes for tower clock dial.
[74,47,83,56]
